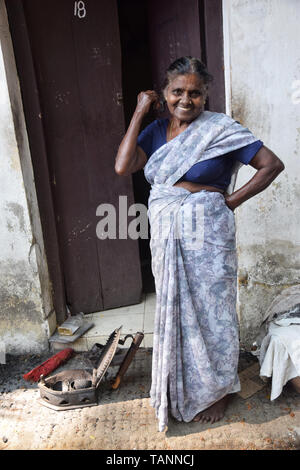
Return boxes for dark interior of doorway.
[117,0,157,294]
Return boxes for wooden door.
[10,0,142,314]
[147,0,225,113]
[147,0,202,93]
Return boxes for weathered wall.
[223,0,300,348]
[0,1,55,354]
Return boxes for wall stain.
[237,239,300,349]
[5,201,26,233]
[0,259,49,354]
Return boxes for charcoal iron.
[38,326,144,410]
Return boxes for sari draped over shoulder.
[143,111,258,432]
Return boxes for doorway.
[117,0,225,294]
[5,0,225,318]
[117,0,155,294]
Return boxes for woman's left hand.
[223,146,284,210]
[224,192,236,211]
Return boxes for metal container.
[38,326,139,410]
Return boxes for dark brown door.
[147,0,202,93]
[147,0,225,113]
[20,0,142,313]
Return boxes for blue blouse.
[138,118,263,190]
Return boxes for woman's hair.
[163,56,213,92]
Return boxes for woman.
[115,57,284,432]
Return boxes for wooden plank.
[146,0,225,113]
[147,0,202,94]
[70,1,143,310]
[202,0,226,112]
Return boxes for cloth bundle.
[253,285,300,400]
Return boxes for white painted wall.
[0,1,55,354]
[223,0,300,347]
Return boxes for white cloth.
[259,323,300,400]
[254,286,300,400]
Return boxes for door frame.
[6,0,67,323]
[200,0,226,113]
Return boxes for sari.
[143,111,258,432]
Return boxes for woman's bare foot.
[192,394,233,424]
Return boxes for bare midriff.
[173,181,224,194]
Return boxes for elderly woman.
[115,56,284,432]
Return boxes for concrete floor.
[1,291,300,450]
[51,292,156,353]
[1,345,300,450]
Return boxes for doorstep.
[50,292,156,352]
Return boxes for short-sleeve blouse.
[138,118,263,190]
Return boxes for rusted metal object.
[38,327,144,410]
[112,332,144,390]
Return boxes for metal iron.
[38,326,143,410]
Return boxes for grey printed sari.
[143,111,258,432]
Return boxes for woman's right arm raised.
[114,91,159,176]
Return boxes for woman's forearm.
[115,109,145,175]
[115,90,159,176]
[225,161,284,210]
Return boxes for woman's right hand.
[115,91,157,176]
[136,90,160,115]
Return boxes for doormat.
[237,362,266,399]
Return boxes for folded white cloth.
[259,323,300,400]
[254,286,300,400]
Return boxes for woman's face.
[164,73,207,122]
